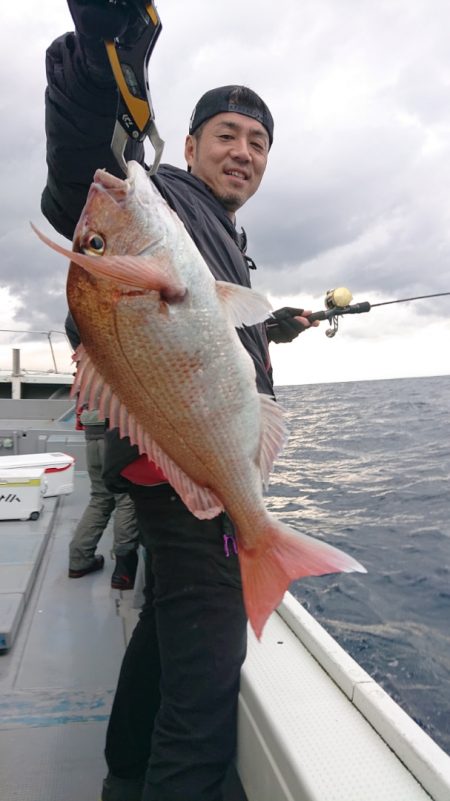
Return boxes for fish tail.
[238,516,366,639]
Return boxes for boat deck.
[0,471,245,800]
[1,460,450,800]
[0,474,124,800]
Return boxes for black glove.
[67,0,135,41]
[265,307,308,344]
[67,0,145,73]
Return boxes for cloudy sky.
[1,0,450,384]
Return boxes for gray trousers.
[69,436,139,570]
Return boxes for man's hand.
[266,306,319,344]
[67,0,139,41]
[67,0,147,77]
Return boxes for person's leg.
[110,490,140,588]
[112,491,140,556]
[102,486,247,801]
[69,437,115,571]
[142,495,247,801]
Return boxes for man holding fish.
[39,2,365,799]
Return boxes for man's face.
[184,112,269,217]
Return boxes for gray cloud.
[1,0,450,372]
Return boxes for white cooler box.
[0,453,75,497]
[0,468,46,521]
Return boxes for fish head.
[73,161,167,260]
[65,160,188,330]
[61,161,188,349]
[32,159,188,328]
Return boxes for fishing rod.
[307,288,450,338]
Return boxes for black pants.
[104,484,247,801]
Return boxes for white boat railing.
[0,330,74,398]
[0,329,71,373]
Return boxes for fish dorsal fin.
[216,281,272,327]
[258,394,288,489]
[73,346,224,519]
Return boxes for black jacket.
[42,32,274,489]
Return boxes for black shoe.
[102,772,144,801]
[68,555,105,578]
[111,550,138,590]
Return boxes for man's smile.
[224,169,248,181]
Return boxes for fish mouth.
[91,161,150,198]
[91,162,156,213]
[92,169,130,203]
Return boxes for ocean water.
[267,375,450,755]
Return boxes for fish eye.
[83,233,105,255]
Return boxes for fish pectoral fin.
[31,223,186,301]
[258,394,289,488]
[69,253,187,301]
[216,281,272,327]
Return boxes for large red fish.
[34,161,365,637]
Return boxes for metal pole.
[12,349,21,399]
[12,348,20,376]
[47,332,58,374]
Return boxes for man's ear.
[184,134,195,168]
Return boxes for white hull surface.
[238,593,450,801]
